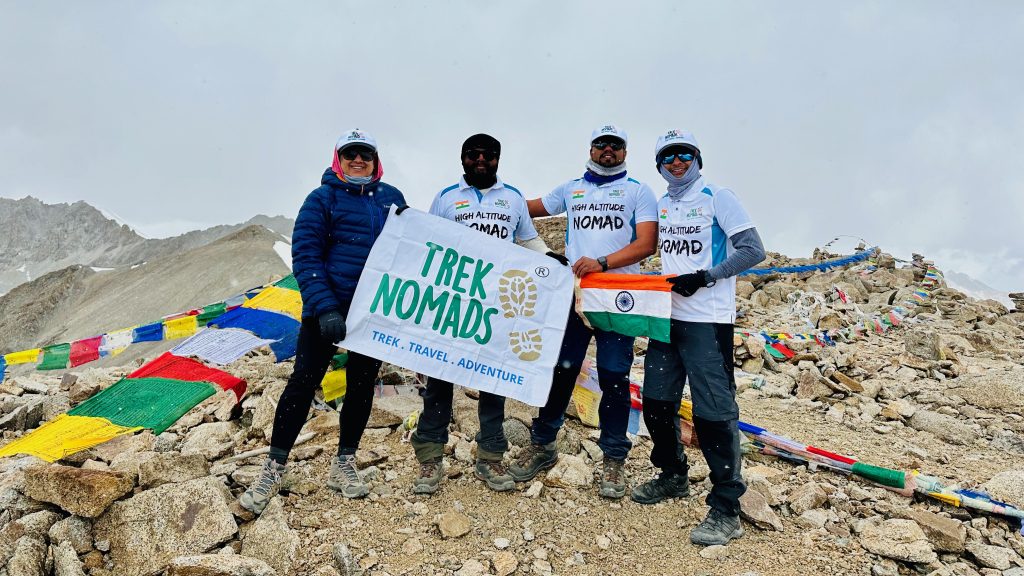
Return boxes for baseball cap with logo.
[590,124,628,146]
[655,129,702,168]
[335,129,378,153]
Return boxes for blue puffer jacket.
[292,168,406,319]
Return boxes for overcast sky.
[2,2,1022,291]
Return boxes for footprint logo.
[509,329,543,361]
[498,270,537,319]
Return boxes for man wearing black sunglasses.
[514,124,658,499]
[635,129,765,547]
[411,133,559,496]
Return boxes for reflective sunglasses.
[659,152,695,165]
[340,147,375,162]
[592,139,625,151]
[463,149,498,161]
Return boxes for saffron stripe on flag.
[0,414,142,462]
[579,273,674,292]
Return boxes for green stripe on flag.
[275,275,300,291]
[38,343,71,371]
[196,302,227,326]
[583,312,671,343]
[68,377,217,434]
[764,343,787,360]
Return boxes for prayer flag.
[4,349,41,365]
[38,343,71,371]
[70,336,103,367]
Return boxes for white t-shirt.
[430,176,539,243]
[657,177,755,323]
[541,174,658,274]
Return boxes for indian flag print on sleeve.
[578,273,672,342]
[572,190,585,200]
[455,200,470,210]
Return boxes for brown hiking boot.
[508,442,557,482]
[475,459,515,492]
[412,458,444,495]
[599,459,627,499]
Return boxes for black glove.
[395,204,410,215]
[318,310,346,343]
[546,251,570,266]
[666,270,713,297]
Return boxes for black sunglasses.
[463,149,498,161]
[340,147,375,162]
[592,139,625,151]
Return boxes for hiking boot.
[475,459,515,492]
[690,508,744,546]
[631,472,690,505]
[508,443,558,482]
[327,454,369,498]
[412,458,444,495]
[239,458,285,515]
[598,459,627,499]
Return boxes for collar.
[459,175,505,194]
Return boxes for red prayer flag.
[69,336,103,367]
[129,351,247,400]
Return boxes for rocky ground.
[1,240,1023,576]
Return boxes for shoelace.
[253,462,282,496]
[515,445,543,467]
[337,457,361,484]
[603,461,624,484]
[419,461,439,478]
[484,460,509,475]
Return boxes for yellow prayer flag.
[679,399,694,422]
[163,315,198,339]
[571,385,601,427]
[4,349,41,365]
[321,368,347,403]
[243,285,303,320]
[0,414,142,462]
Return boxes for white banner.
[344,207,573,406]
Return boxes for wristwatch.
[597,256,608,271]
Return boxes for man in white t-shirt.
[411,134,560,495]
[510,125,658,499]
[634,129,766,547]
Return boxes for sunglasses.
[592,139,625,151]
[463,149,498,161]
[340,147,375,162]
[659,152,695,165]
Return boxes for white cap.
[591,124,628,146]
[655,129,699,157]
[335,128,377,152]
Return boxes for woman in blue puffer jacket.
[240,129,407,515]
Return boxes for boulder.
[48,516,93,554]
[241,499,300,576]
[903,508,965,553]
[180,422,238,460]
[7,535,47,576]
[795,371,832,401]
[138,452,210,489]
[981,468,1024,508]
[788,482,828,515]
[51,540,88,576]
[904,329,944,360]
[166,554,279,576]
[94,476,237,576]
[543,455,592,488]
[859,519,937,564]
[437,511,472,539]
[966,542,1014,570]
[739,488,783,531]
[23,464,133,518]
[908,410,978,445]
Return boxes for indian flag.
[660,208,668,219]
[455,200,470,210]
[572,190,585,200]
[578,273,672,342]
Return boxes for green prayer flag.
[196,302,227,326]
[331,352,349,370]
[275,275,300,291]
[38,343,71,371]
[68,377,217,434]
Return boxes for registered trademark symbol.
[535,266,550,278]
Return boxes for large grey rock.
[23,464,133,518]
[859,519,937,564]
[89,430,155,463]
[48,516,93,554]
[904,329,944,360]
[166,554,279,576]
[0,509,62,565]
[966,542,1014,570]
[7,535,47,576]
[788,482,828,515]
[138,452,210,489]
[180,422,238,460]
[739,488,783,531]
[240,499,299,576]
[51,540,88,576]
[908,410,978,445]
[980,469,1024,509]
[950,370,1024,410]
[94,476,237,576]
[903,509,964,553]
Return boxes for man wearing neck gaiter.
[513,125,658,499]
[411,133,559,495]
[635,129,765,546]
